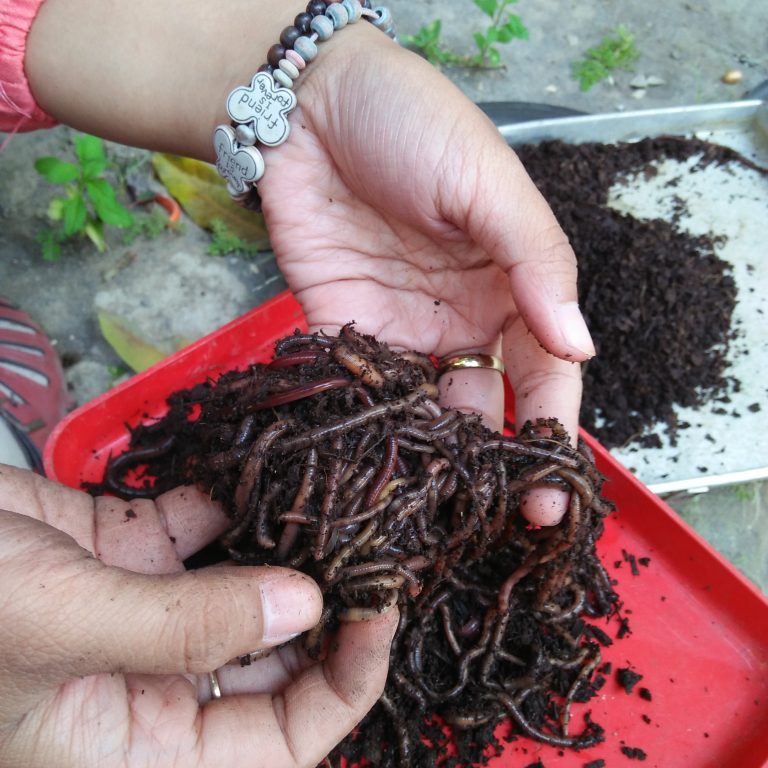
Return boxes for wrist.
[212,2,396,207]
[25,0,300,159]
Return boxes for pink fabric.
[0,0,58,132]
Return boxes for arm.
[26,0,594,525]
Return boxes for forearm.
[25,0,303,160]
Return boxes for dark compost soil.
[516,136,766,449]
[91,326,620,767]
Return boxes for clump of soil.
[93,326,620,767]
[516,136,766,449]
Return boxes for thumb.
[449,127,596,362]
[0,511,322,703]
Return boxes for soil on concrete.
[93,326,621,767]
[516,136,766,449]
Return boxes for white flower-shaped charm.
[226,72,298,147]
[213,125,265,195]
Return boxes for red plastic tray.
[45,290,768,768]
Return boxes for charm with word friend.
[213,125,265,195]
[226,72,297,147]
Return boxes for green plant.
[402,0,527,69]
[122,207,175,244]
[732,484,756,503]
[401,19,464,67]
[34,134,134,260]
[572,24,640,91]
[107,364,131,385]
[207,218,259,257]
[471,0,528,67]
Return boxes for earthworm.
[104,434,176,497]
[247,376,350,412]
[99,325,618,764]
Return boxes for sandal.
[0,299,71,472]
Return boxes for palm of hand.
[14,636,319,766]
[262,37,584,452]
[0,479,395,768]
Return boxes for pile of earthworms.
[95,327,619,767]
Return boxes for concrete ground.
[1,0,766,591]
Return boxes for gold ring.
[438,353,505,376]
[208,669,222,700]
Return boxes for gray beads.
[235,123,257,146]
[279,58,300,79]
[293,35,318,61]
[325,2,348,28]
[372,5,395,37]
[273,68,294,89]
[341,0,362,22]
[310,14,334,40]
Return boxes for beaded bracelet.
[213,0,396,211]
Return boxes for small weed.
[471,0,528,68]
[34,134,134,260]
[402,19,463,67]
[207,218,259,257]
[572,24,640,91]
[403,0,527,69]
[122,207,177,245]
[107,364,131,385]
[732,484,755,503]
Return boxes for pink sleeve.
[0,0,59,133]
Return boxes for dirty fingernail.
[260,575,321,644]
[556,302,596,358]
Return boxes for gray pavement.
[1,0,767,591]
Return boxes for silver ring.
[208,669,222,700]
[438,353,505,376]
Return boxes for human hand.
[24,2,592,525]
[0,465,397,768]
[261,23,595,524]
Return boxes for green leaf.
[487,47,502,67]
[34,157,79,184]
[74,134,106,165]
[484,26,498,44]
[499,15,528,40]
[81,156,109,179]
[572,24,640,91]
[97,309,168,373]
[62,194,87,236]
[428,18,442,36]
[151,153,270,249]
[37,231,62,262]
[473,0,497,18]
[47,197,65,222]
[473,31,487,49]
[84,219,107,252]
[86,179,134,227]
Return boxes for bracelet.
[213,0,396,211]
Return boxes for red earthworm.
[276,447,318,559]
[232,419,295,519]
[314,436,344,561]
[274,334,334,355]
[338,589,398,621]
[247,376,350,412]
[480,437,580,467]
[104,434,176,497]
[438,603,462,656]
[277,387,438,454]
[267,350,325,368]
[331,344,386,388]
[364,433,398,507]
